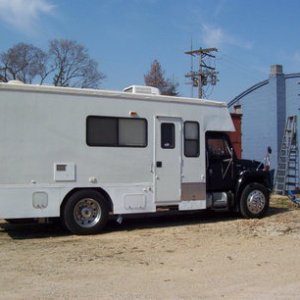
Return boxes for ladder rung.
[274,116,298,194]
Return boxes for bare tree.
[144,59,178,96]
[163,78,179,96]
[144,59,166,90]
[49,39,105,88]
[0,75,7,82]
[0,40,105,88]
[0,43,47,84]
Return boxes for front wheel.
[240,183,269,218]
[62,190,109,235]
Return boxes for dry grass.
[270,194,299,209]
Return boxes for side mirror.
[267,146,272,154]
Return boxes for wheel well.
[60,187,113,217]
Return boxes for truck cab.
[206,131,271,218]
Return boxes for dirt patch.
[0,196,299,299]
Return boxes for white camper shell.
[0,82,245,234]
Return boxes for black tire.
[240,183,269,218]
[62,190,109,235]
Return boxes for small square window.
[161,123,175,149]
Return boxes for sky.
[0,0,300,102]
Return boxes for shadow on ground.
[0,205,290,240]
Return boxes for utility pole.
[185,47,218,99]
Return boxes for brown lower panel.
[181,182,206,200]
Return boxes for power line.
[185,47,218,99]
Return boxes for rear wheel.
[62,190,109,235]
[240,183,269,218]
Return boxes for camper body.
[0,82,270,234]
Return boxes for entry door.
[155,117,182,203]
[206,132,236,191]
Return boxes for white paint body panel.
[0,82,234,219]
[179,200,206,211]
[155,117,182,203]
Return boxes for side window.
[161,123,175,149]
[184,121,200,157]
[86,116,147,147]
[207,136,231,158]
[119,119,147,146]
[87,117,118,146]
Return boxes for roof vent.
[123,85,160,95]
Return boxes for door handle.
[156,161,162,168]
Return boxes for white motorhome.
[0,82,271,234]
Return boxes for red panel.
[228,113,242,159]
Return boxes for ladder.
[274,115,299,195]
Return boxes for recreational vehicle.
[0,82,271,234]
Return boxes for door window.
[161,123,175,149]
[206,132,235,191]
[207,136,231,158]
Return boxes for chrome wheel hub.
[74,198,101,228]
[246,190,266,214]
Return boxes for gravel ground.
[0,196,299,299]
